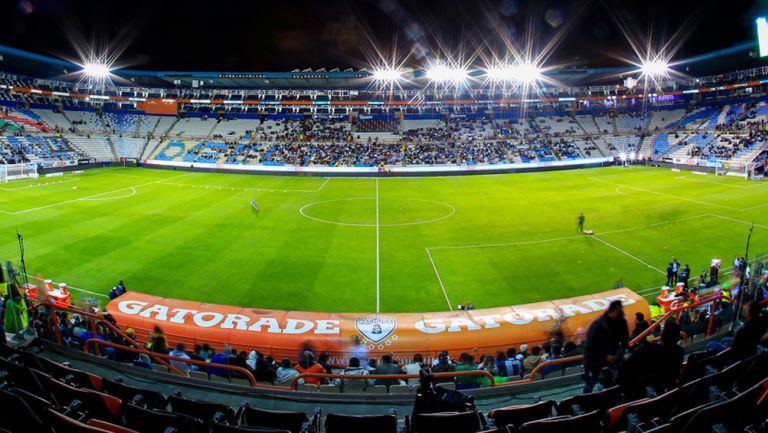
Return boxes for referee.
[577,212,585,233]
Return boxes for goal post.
[0,162,38,183]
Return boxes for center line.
[375,178,381,314]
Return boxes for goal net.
[0,163,38,183]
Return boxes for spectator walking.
[582,300,629,393]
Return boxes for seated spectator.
[132,354,152,369]
[431,351,455,384]
[499,347,522,378]
[618,321,684,400]
[295,352,325,387]
[373,353,405,387]
[455,353,479,390]
[403,354,424,386]
[148,326,168,354]
[334,357,372,388]
[169,343,192,375]
[522,346,544,374]
[207,346,236,379]
[275,358,301,385]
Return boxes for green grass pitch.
[0,165,765,313]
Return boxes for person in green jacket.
[2,284,29,335]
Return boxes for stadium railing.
[81,339,259,387]
[29,291,727,391]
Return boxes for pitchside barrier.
[104,288,648,363]
[28,291,726,391]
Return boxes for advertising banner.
[107,289,648,362]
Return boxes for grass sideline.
[0,165,765,313]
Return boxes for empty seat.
[324,412,398,433]
[488,400,556,429]
[409,411,484,433]
[341,380,368,392]
[169,393,236,424]
[388,384,411,394]
[557,385,621,415]
[519,409,602,433]
[619,388,683,431]
[368,385,388,394]
[37,356,102,391]
[238,405,308,433]
[101,378,168,410]
[318,384,341,393]
[210,424,290,433]
[46,377,123,422]
[680,379,768,433]
[45,408,118,432]
[0,389,51,432]
[122,403,205,433]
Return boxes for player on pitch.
[577,212,585,233]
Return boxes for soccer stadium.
[0,0,767,432]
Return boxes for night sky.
[0,0,767,72]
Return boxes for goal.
[0,163,39,183]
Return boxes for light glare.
[425,64,468,84]
[371,68,403,83]
[640,60,670,77]
[485,63,542,83]
[82,62,111,79]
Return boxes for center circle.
[299,198,455,227]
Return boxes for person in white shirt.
[403,354,424,386]
[276,358,301,385]
[169,343,191,375]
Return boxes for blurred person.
[582,300,629,393]
[1,283,29,335]
[499,347,522,378]
[618,321,684,399]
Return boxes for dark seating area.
[0,341,766,433]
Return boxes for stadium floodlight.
[640,59,670,78]
[425,63,468,84]
[371,68,403,83]
[81,62,112,80]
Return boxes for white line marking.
[708,214,768,230]
[317,178,330,191]
[299,198,455,227]
[740,201,768,212]
[589,176,740,210]
[426,247,453,311]
[158,181,324,193]
[1,173,191,215]
[79,187,137,201]
[590,235,666,275]
[0,178,80,191]
[429,214,708,250]
[375,178,380,314]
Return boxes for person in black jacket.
[618,321,684,400]
[582,300,629,393]
[729,301,768,360]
